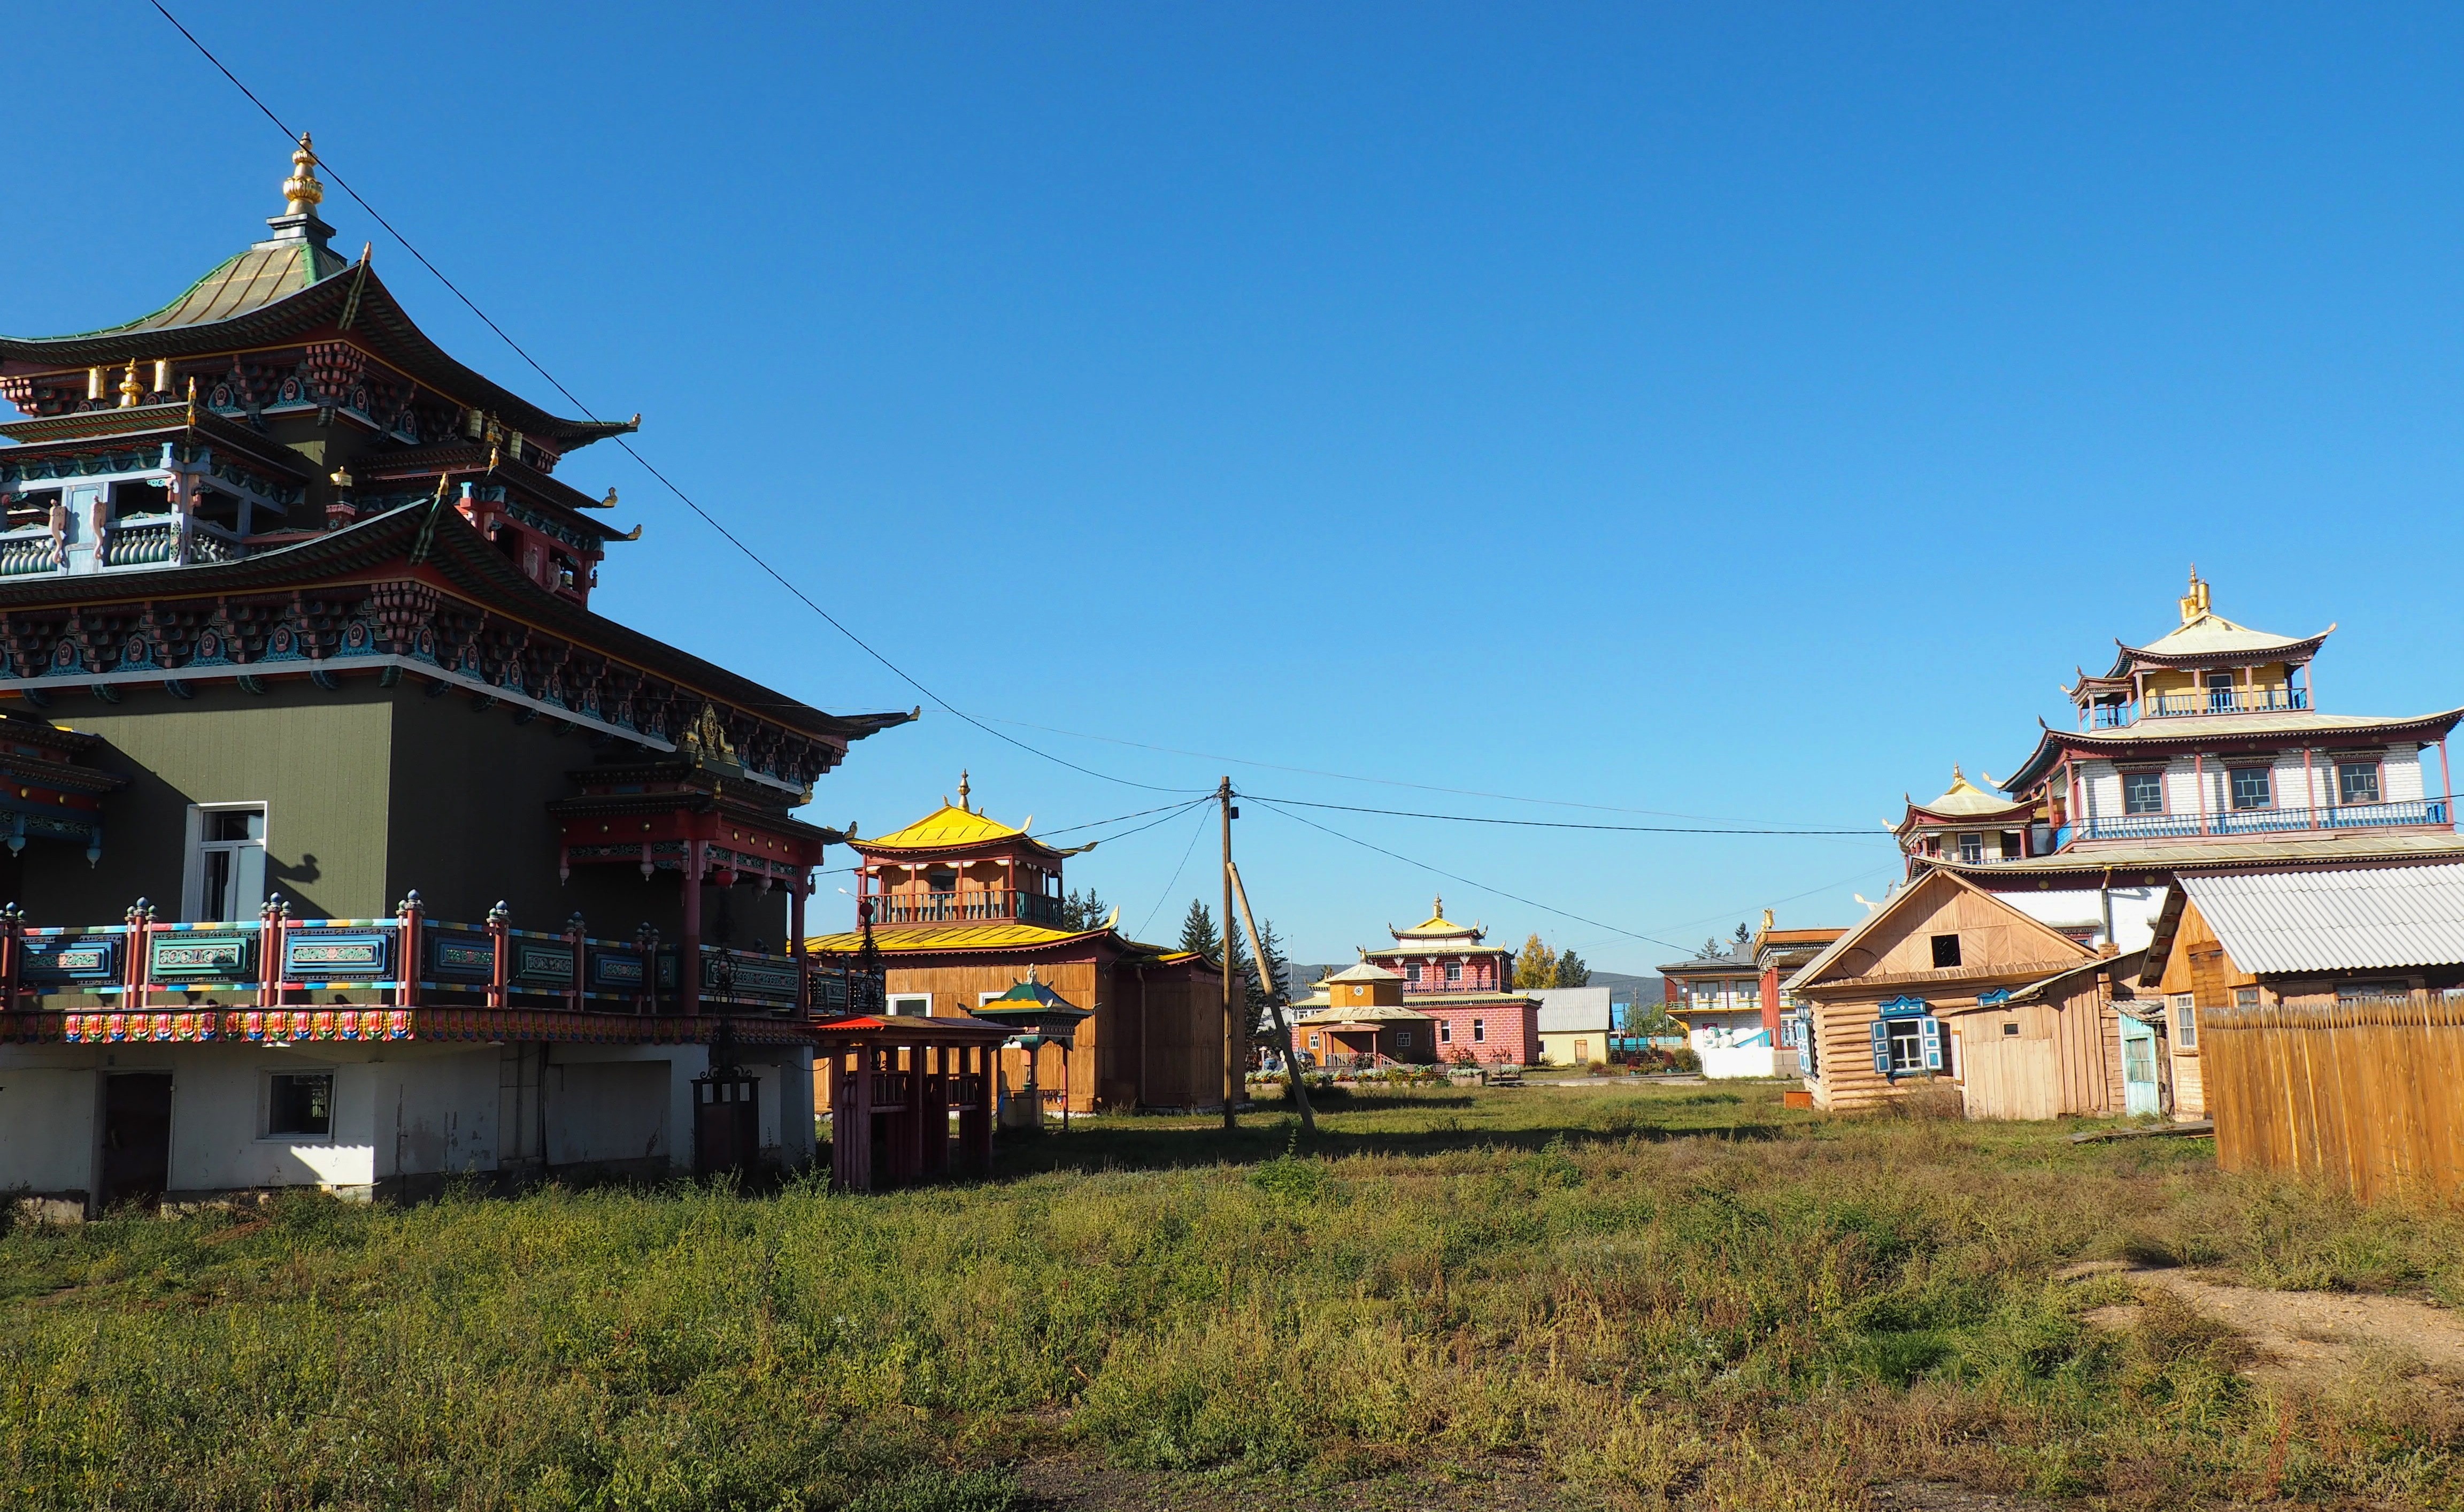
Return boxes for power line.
[144,0,1205,800]
[1244,796,1697,954]
[1245,793,1883,837]
[1139,803,1215,939]
[978,713,1877,828]
[1031,797,1214,839]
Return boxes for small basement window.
[267,1072,333,1137]
[1930,934,1962,969]
[888,994,931,1017]
[2001,1022,2020,1037]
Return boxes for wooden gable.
[1800,870,2095,993]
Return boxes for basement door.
[98,1072,174,1210]
[2119,1018,2163,1118]
[693,1071,760,1178]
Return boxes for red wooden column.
[679,839,706,1017]
[827,1048,848,1189]
[848,1043,875,1192]
[791,872,810,1016]
[971,1043,995,1170]
[897,1043,928,1183]
[923,1044,950,1176]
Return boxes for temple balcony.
[868,888,1066,927]
[0,898,886,1041]
[2087,687,2311,728]
[2062,796,2451,845]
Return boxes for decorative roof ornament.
[2180,565,2210,626]
[117,362,143,408]
[282,132,325,216]
[958,770,972,811]
[681,702,737,765]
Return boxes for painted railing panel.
[2075,797,2451,842]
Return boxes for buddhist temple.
[1289,960,1435,1069]
[805,776,1226,1112]
[1361,899,1540,1065]
[0,140,911,1211]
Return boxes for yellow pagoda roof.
[1388,896,1484,941]
[858,772,1071,857]
[1915,765,2023,818]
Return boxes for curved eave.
[1896,799,2034,833]
[2102,628,2332,678]
[0,500,908,746]
[2003,707,2464,795]
[0,265,630,453]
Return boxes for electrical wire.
[1244,793,1879,836]
[1244,795,1697,954]
[1139,802,1215,939]
[977,713,1883,828]
[143,0,1206,799]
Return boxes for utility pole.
[1229,859,1312,1134]
[1220,775,1237,1130]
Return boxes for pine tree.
[1553,949,1590,988]
[1513,932,1557,989]
[1058,886,1111,932]
[1179,899,1221,966]
[1242,917,1290,1041]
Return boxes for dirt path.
[2067,1260,2464,1391]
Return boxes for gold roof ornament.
[117,362,143,407]
[680,702,737,765]
[957,770,971,811]
[2179,565,2211,625]
[282,132,325,216]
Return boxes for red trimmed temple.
[1361,899,1541,1065]
[0,137,960,1209]
[806,775,1227,1112]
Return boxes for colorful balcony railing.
[868,888,1066,927]
[0,892,883,1023]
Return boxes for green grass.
[4,1083,2461,1510]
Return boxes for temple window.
[266,1073,333,1138]
[1930,934,1961,969]
[1998,831,2022,858]
[926,866,958,894]
[2207,672,2237,711]
[1405,964,1422,985]
[1472,1019,1485,1042]
[186,804,267,923]
[1956,833,1983,863]
[1445,960,1462,984]
[2230,766,2273,810]
[2123,771,2165,815]
[2337,761,2381,806]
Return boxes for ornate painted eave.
[0,403,316,486]
[0,264,632,454]
[2100,627,2333,678]
[2001,707,2464,795]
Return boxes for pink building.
[1364,900,1541,1066]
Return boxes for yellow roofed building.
[806,774,1226,1112]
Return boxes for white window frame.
[182,802,269,924]
[260,1068,336,1144]
[890,992,934,1017]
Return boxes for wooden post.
[2304,746,2316,828]
[2194,753,2208,836]
[791,870,810,1017]
[395,891,424,1008]
[973,1042,995,1170]
[0,903,24,1015]
[124,899,153,1014]
[680,839,705,1017]
[1229,859,1313,1133]
[827,1047,849,1189]
[486,900,510,1010]
[565,912,586,1015]
[850,1042,875,1192]
[2443,738,2457,825]
[1220,776,1237,1130]
[258,895,289,1010]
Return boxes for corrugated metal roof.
[2181,865,2464,973]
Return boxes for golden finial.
[600,486,619,509]
[957,770,971,810]
[184,375,198,426]
[117,363,143,408]
[282,132,325,215]
[1431,896,1443,917]
[2179,565,2210,625]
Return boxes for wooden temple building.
[0,139,923,1212]
[805,776,1226,1113]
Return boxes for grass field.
[4,1081,2461,1511]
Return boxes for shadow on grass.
[980,1104,1791,1180]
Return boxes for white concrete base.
[0,1039,818,1215]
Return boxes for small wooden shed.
[1787,869,2130,1118]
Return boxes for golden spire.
[957,770,971,811]
[117,362,143,408]
[282,132,325,216]
[2179,565,2210,625]
[1431,896,1443,918]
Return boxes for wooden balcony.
[867,888,1066,927]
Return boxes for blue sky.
[10,4,2464,974]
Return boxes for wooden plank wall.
[2204,992,2464,1200]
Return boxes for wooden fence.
[2201,992,2464,1201]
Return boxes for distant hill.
[1584,971,1661,1007]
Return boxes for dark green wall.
[16,678,796,941]
[24,681,392,924]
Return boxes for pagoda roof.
[1324,961,1404,984]
[858,781,1079,861]
[1387,897,1484,942]
[0,143,634,455]
[2091,573,2331,679]
[2001,707,2464,795]
[803,919,1206,967]
[1901,765,2031,825]
[0,495,908,748]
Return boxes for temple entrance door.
[98,1072,174,1210]
[692,1071,760,1177]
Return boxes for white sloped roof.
[2181,864,2464,974]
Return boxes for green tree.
[1058,887,1111,932]
[1236,916,1290,1042]
[1513,932,1557,989]
[1179,899,1221,966]
[1553,949,1590,988]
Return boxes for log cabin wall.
[1942,979,2124,1120]
[2150,900,2258,1119]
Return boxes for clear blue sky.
[10,4,2464,975]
